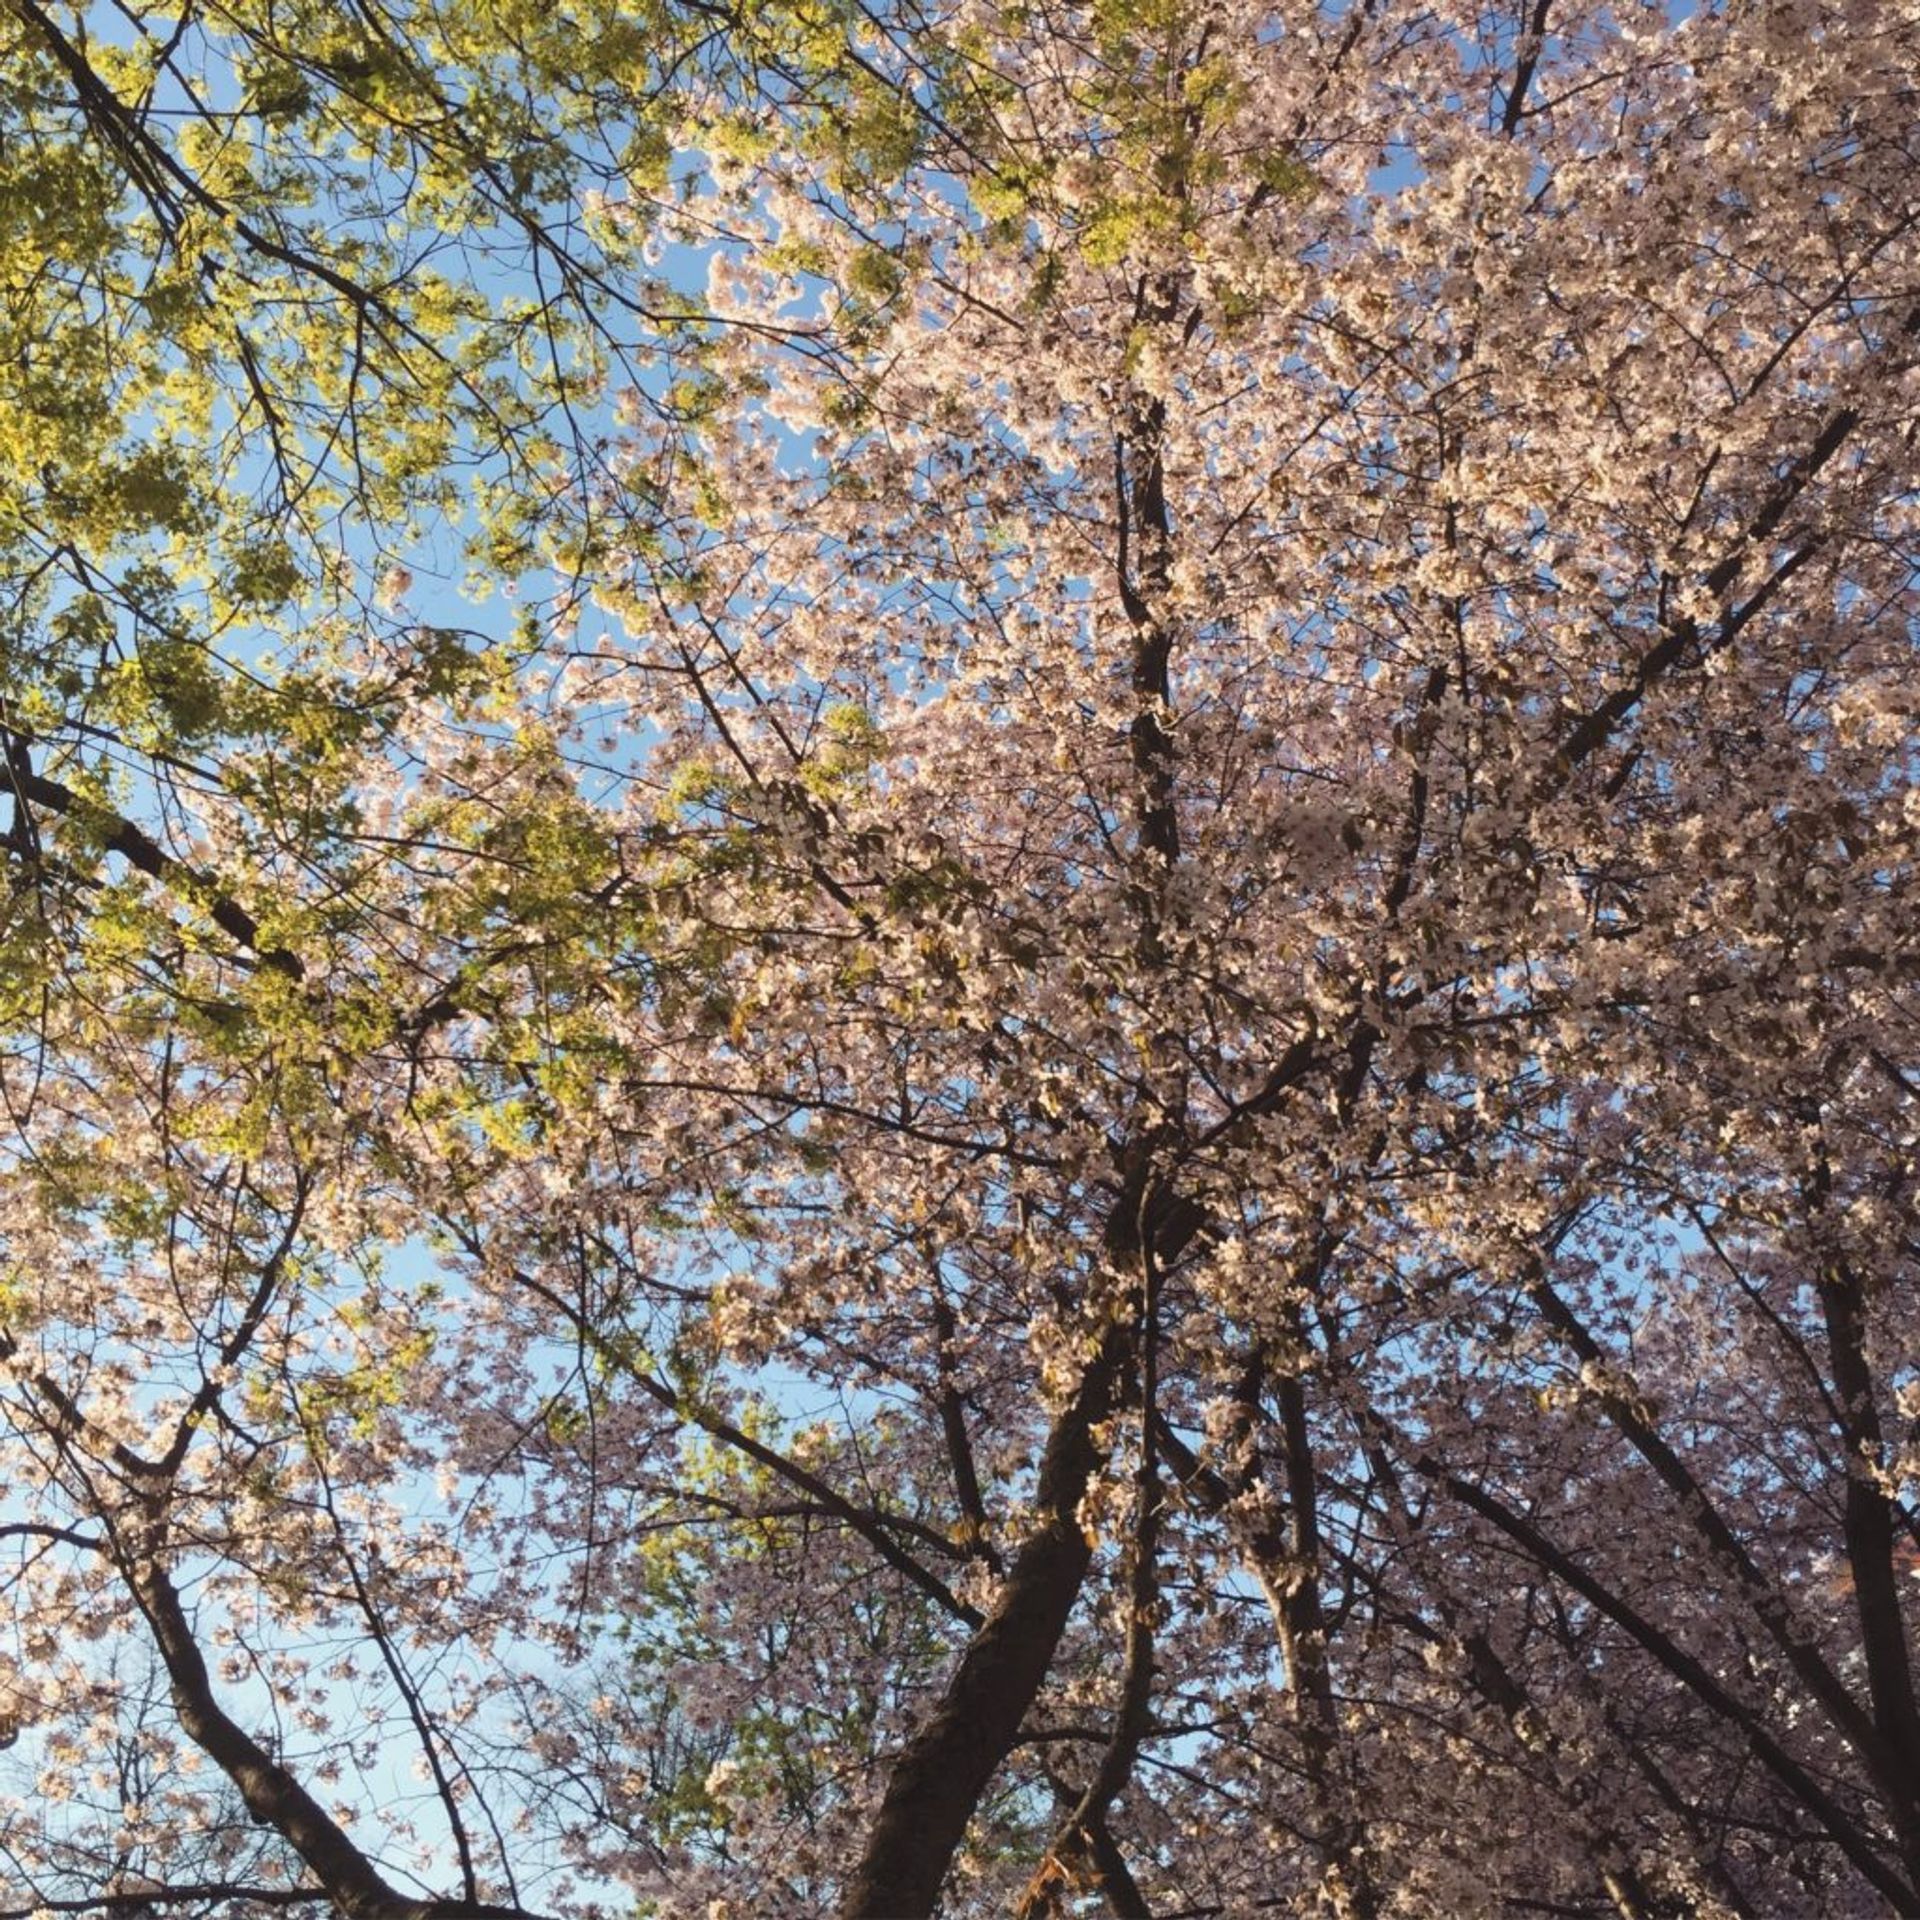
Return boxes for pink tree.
[2,0,1918,1914]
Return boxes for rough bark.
[838,1317,1128,1918]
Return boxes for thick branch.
[1,731,303,978]
[1271,1361,1378,1920]
[1422,1465,1919,1913]
[1815,1243,1920,1834]
[1524,1268,1908,1808]
[1020,1245,1164,1919]
[130,1559,544,1920]
[840,1316,1130,1917]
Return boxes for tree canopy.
[2,0,1918,1915]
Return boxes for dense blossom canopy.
[0,0,1917,1915]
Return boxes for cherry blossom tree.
[2,0,1918,1914]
